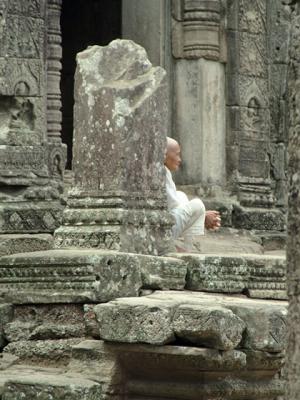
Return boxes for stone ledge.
[70,340,284,399]
[3,338,84,366]
[0,250,186,304]
[94,291,287,353]
[174,252,286,299]
[1,369,102,400]
[0,340,285,400]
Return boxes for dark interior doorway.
[60,0,122,169]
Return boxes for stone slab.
[0,249,186,304]
[70,340,246,375]
[126,377,283,400]
[1,372,102,400]
[173,304,245,350]
[94,291,287,352]
[0,234,53,257]
[174,253,286,299]
[3,338,84,366]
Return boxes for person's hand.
[205,210,221,230]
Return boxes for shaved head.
[165,137,181,171]
[166,137,179,151]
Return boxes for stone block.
[138,254,186,290]
[173,304,245,350]
[70,340,246,376]
[232,205,286,231]
[0,250,142,304]
[183,254,249,293]
[3,339,83,366]
[178,253,286,299]
[94,291,287,356]
[0,234,53,257]
[4,304,86,342]
[227,301,287,353]
[2,374,103,400]
[95,297,176,345]
[0,249,185,304]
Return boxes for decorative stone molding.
[46,0,62,142]
[172,0,223,60]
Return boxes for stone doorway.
[60,0,122,169]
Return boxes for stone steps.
[0,338,285,400]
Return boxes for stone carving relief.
[48,144,67,181]
[172,0,223,60]
[0,59,41,97]
[0,97,43,146]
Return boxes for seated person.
[165,137,221,252]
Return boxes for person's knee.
[189,198,205,218]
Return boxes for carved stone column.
[172,0,226,190]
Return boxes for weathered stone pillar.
[286,2,300,399]
[172,0,226,188]
[0,0,64,234]
[54,40,173,255]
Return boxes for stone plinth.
[54,40,173,255]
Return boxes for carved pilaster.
[172,0,223,60]
[46,0,62,142]
[0,0,64,233]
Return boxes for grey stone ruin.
[0,35,290,400]
[54,39,173,255]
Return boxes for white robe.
[165,167,205,242]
